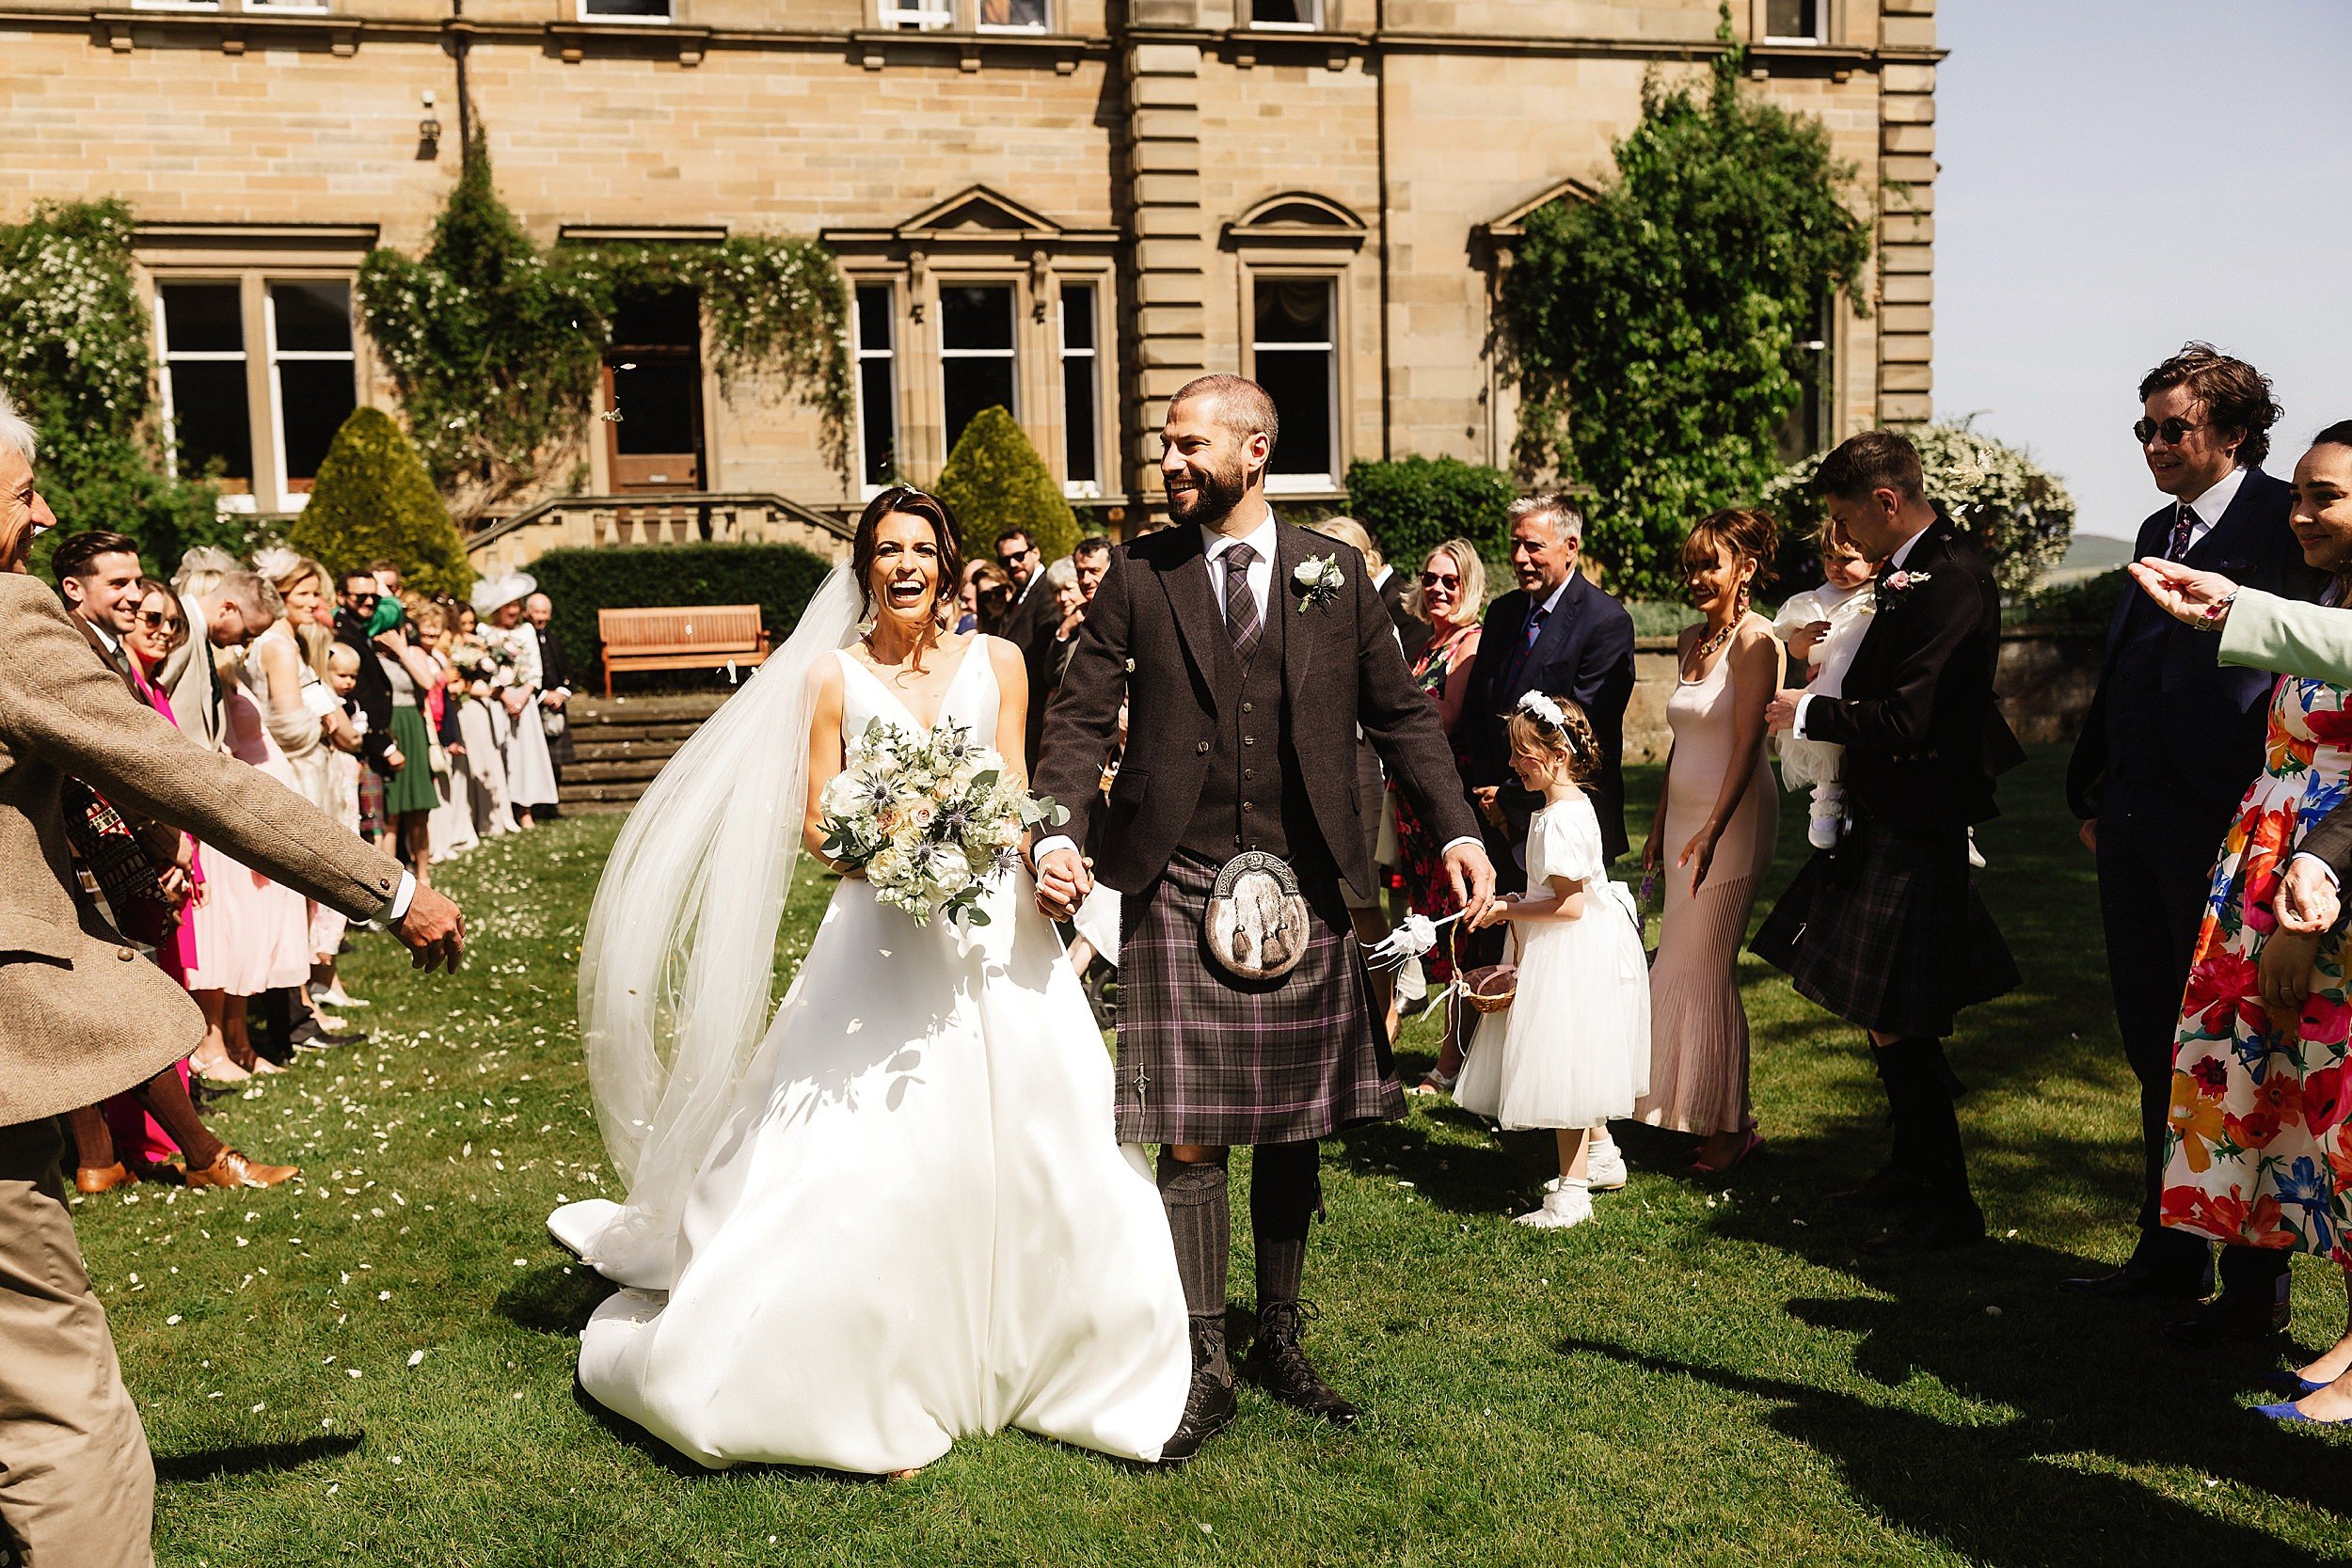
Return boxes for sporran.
[1202,849,1311,981]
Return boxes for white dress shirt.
[1791,525,1931,741]
[2171,464,2248,558]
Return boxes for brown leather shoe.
[75,1163,135,1195]
[187,1149,299,1190]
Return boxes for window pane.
[611,361,700,455]
[1252,0,1315,24]
[167,363,253,486]
[1060,284,1094,353]
[1061,284,1097,486]
[979,0,1047,24]
[944,362,1017,455]
[277,360,356,486]
[1765,0,1817,38]
[860,359,898,486]
[583,0,671,14]
[612,287,699,349]
[161,282,244,354]
[856,283,894,354]
[941,285,1015,351]
[271,280,352,355]
[1257,352,1331,479]
[1253,279,1331,345]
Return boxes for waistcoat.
[1174,581,1327,872]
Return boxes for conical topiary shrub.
[290,405,475,597]
[932,404,1079,564]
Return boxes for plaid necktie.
[2167,502,2195,562]
[1221,541,1262,667]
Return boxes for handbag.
[58,778,179,946]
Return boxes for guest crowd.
[43,534,573,1198]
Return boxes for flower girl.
[1459,692,1651,1230]
[1772,527,1878,849]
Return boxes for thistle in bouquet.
[818,718,1069,927]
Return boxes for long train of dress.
[550,643,1189,1473]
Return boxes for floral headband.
[1515,690,1589,759]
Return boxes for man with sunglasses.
[2063,343,2324,1334]
[333,571,402,784]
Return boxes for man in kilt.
[1033,374,1493,1460]
[1753,431,2025,1256]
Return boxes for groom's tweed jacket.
[1036,520,1478,899]
[0,574,404,1123]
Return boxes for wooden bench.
[597,605,772,696]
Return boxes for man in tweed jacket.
[1033,375,1491,1462]
[0,397,465,1568]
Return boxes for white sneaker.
[1808,812,1842,850]
[1583,1141,1628,1193]
[1516,1183,1594,1229]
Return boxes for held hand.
[1765,691,1803,735]
[1444,840,1498,927]
[394,886,465,974]
[540,689,565,710]
[1466,892,1513,931]
[2260,927,2321,1016]
[2078,817,2099,855]
[154,864,191,902]
[2279,857,2343,935]
[1677,823,1721,895]
[1785,620,1832,660]
[2128,558,2241,629]
[1034,846,1092,923]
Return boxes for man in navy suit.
[1461,495,1637,879]
[2063,344,2325,1334]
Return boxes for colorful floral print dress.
[2161,672,2352,1263]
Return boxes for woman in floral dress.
[2161,426,2352,1422]
[1391,539,1486,1094]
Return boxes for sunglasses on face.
[2135,416,2206,447]
[1419,571,1461,589]
[135,610,180,631]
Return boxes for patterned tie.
[1221,541,1262,667]
[1502,601,1550,695]
[2168,502,2195,562]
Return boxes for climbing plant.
[360,135,852,523]
[1497,10,1873,595]
[0,198,232,571]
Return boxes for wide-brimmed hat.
[470,572,536,617]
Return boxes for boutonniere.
[1874,569,1931,604]
[1294,554,1344,614]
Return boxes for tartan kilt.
[1116,850,1402,1146]
[1749,817,2017,1039]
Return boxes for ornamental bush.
[932,405,1079,563]
[1758,419,2077,596]
[291,406,474,597]
[527,542,834,685]
[1344,456,1517,572]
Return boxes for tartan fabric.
[357,761,389,841]
[1220,541,1262,667]
[1749,817,2017,1039]
[1116,850,1401,1146]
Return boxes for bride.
[548,487,1190,1474]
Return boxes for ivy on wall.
[0,198,236,570]
[359,134,852,524]
[1496,11,1872,596]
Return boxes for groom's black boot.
[1160,1316,1239,1465]
[1238,1142,1359,1425]
[1156,1151,1237,1465]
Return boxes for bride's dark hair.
[850,486,965,624]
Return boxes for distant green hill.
[2043,531,2132,584]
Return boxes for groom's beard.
[1166,457,1248,529]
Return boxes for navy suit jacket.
[2066,467,2323,829]
[1462,572,1637,861]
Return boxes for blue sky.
[1934,0,2352,539]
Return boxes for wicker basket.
[1453,926,1518,1015]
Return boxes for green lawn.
[76,750,2352,1566]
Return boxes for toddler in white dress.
[1458,692,1652,1230]
[1772,531,1878,849]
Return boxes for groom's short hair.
[1168,373,1279,459]
[1815,431,1925,503]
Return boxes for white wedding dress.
[549,640,1189,1473]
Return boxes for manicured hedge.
[1344,456,1517,572]
[528,541,834,687]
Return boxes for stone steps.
[558,690,735,815]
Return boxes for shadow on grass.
[154,1433,363,1484]
[498,1264,612,1336]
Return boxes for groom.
[1033,374,1492,1460]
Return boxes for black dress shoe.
[1828,1166,1929,1212]
[2165,1291,2291,1348]
[1157,1369,1237,1465]
[288,1020,368,1051]
[1860,1205,1986,1257]
[1239,1302,1360,1425]
[2058,1260,2214,1301]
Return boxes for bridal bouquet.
[448,638,516,704]
[817,719,1069,927]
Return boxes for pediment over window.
[1223,191,1368,247]
[1474,176,1602,246]
[824,185,1118,248]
